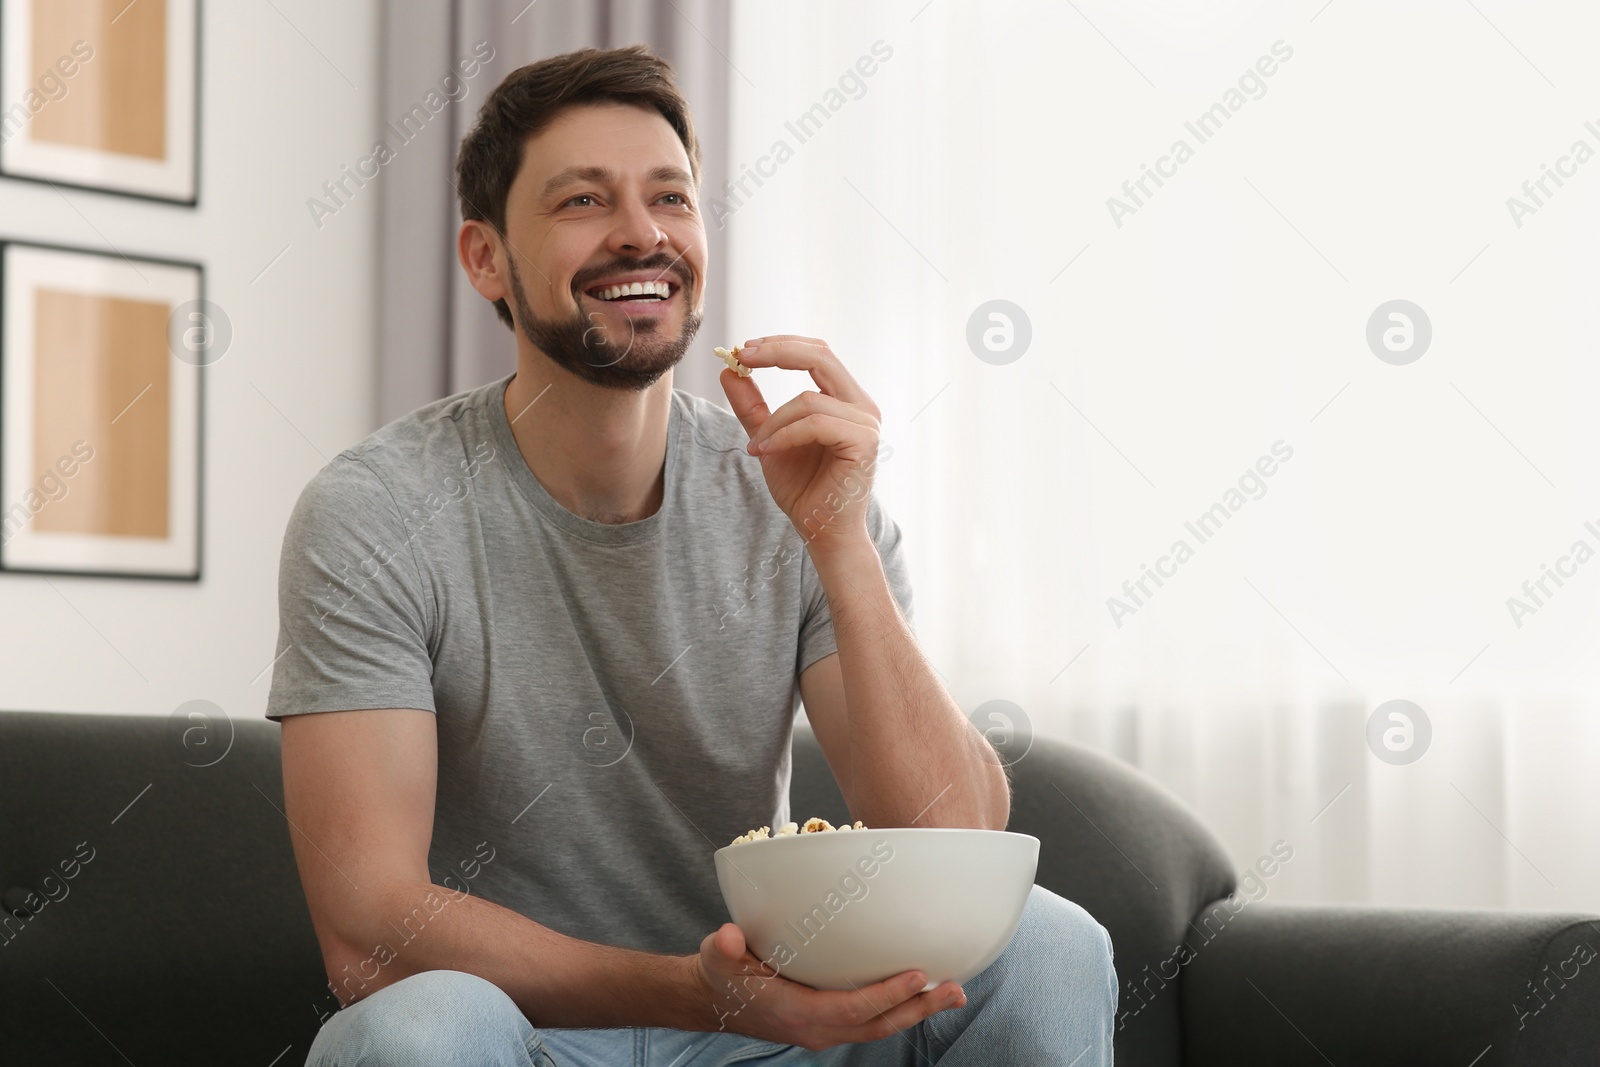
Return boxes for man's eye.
[660,193,687,205]
[564,194,597,207]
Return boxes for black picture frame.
[0,238,205,581]
[0,0,202,206]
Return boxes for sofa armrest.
[1179,903,1600,1066]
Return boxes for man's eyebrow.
[541,165,694,197]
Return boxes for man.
[268,43,1116,1066]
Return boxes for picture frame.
[0,0,200,205]
[0,240,204,580]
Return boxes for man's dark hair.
[455,44,703,329]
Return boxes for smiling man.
[269,44,1116,1066]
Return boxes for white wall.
[0,1,380,720]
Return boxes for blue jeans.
[304,885,1116,1066]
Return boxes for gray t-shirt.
[265,374,912,955]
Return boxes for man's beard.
[508,254,703,392]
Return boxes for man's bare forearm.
[811,533,1010,830]
[324,879,713,1030]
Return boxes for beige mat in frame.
[0,0,198,203]
[1,241,201,578]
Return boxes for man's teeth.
[593,280,672,301]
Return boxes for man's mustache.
[573,257,692,294]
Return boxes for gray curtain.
[376,0,732,427]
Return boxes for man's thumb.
[714,922,746,959]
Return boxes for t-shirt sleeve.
[264,454,437,721]
[796,492,914,678]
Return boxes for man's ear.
[458,220,507,305]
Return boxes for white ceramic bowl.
[713,827,1039,991]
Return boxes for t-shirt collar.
[486,373,680,545]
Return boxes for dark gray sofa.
[3,710,1596,1064]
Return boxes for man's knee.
[998,885,1118,993]
[309,969,533,1066]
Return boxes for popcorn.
[714,345,752,378]
[729,817,867,846]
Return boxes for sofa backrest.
[0,710,329,1064]
[789,724,1237,1067]
[3,710,1237,1067]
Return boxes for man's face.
[498,101,707,391]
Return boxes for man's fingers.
[735,339,876,412]
[842,974,961,1026]
[719,365,771,439]
[749,413,878,462]
[852,992,937,1039]
[830,978,965,1042]
[855,971,928,1009]
[826,976,927,1037]
[745,334,829,347]
[863,983,967,1037]
[751,390,878,447]
[818,970,925,1028]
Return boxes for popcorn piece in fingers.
[714,345,752,378]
